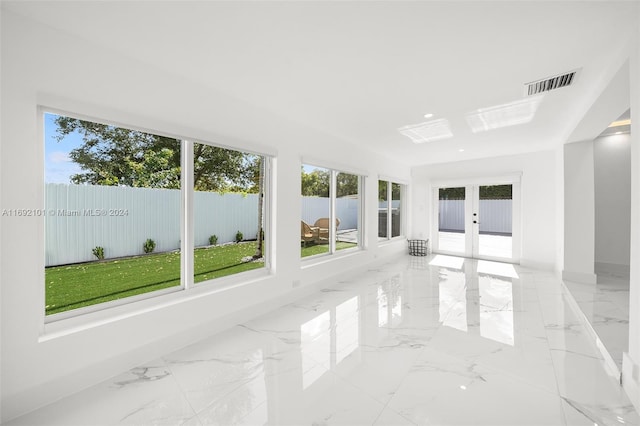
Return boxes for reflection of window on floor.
[437,267,515,346]
[336,297,359,363]
[479,276,514,346]
[439,270,468,332]
[300,296,360,389]
[300,310,331,389]
[377,276,402,328]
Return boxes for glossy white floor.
[564,274,630,371]
[9,254,639,425]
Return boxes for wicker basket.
[408,239,429,256]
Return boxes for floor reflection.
[9,255,638,426]
[479,275,514,346]
[378,276,402,328]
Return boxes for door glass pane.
[391,182,401,237]
[301,165,330,257]
[193,143,266,283]
[478,184,512,258]
[438,187,465,253]
[378,180,388,240]
[336,172,359,251]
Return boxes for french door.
[433,178,520,263]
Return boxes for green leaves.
[54,115,260,192]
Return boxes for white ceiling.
[4,1,638,166]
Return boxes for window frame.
[378,178,406,242]
[41,107,273,323]
[301,162,365,259]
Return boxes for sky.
[44,112,83,184]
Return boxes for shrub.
[92,246,105,260]
[235,230,243,243]
[209,235,218,246]
[143,238,156,254]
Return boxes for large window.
[378,179,404,241]
[44,112,269,317]
[193,142,266,283]
[301,164,362,258]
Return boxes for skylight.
[398,118,453,144]
[465,95,544,133]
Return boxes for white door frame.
[431,174,521,263]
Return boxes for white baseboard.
[562,269,598,284]
[622,352,640,413]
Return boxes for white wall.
[411,150,557,270]
[594,133,631,276]
[563,141,597,284]
[0,11,411,421]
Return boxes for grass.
[300,241,357,257]
[45,239,358,316]
[45,241,264,315]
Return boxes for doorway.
[433,179,520,263]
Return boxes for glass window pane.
[438,187,466,253]
[378,180,388,240]
[391,182,402,238]
[193,143,265,283]
[336,172,359,251]
[478,184,512,258]
[301,165,330,257]
[44,113,181,315]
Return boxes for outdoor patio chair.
[313,217,340,242]
[301,220,320,247]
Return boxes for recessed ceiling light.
[424,113,434,119]
[458,148,465,152]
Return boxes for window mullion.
[330,170,337,253]
[387,181,392,240]
[181,140,194,290]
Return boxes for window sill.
[301,246,363,269]
[40,268,272,341]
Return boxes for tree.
[254,157,265,259]
[301,167,330,197]
[54,116,257,192]
[301,168,359,198]
[336,173,359,197]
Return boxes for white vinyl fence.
[46,185,368,266]
[439,199,512,234]
[301,196,363,229]
[45,184,259,266]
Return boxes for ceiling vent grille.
[525,69,579,96]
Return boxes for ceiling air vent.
[524,69,580,96]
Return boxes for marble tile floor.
[563,274,630,372]
[8,254,639,425]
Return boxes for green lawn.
[45,242,264,315]
[45,240,358,316]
